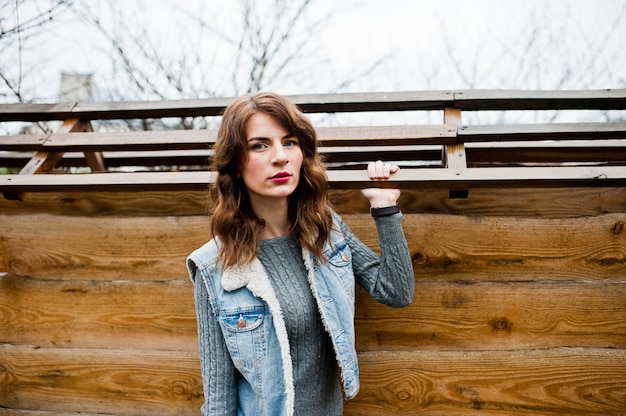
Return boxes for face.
[241,112,303,207]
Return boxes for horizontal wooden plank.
[349,213,626,282]
[42,129,217,151]
[1,187,625,218]
[1,166,626,194]
[1,124,455,154]
[0,345,203,415]
[459,121,626,142]
[0,410,106,416]
[316,125,456,146]
[0,91,455,122]
[355,281,626,351]
[328,166,626,189]
[0,190,212,216]
[0,103,77,122]
[292,90,455,113]
[3,89,625,122]
[3,273,624,352]
[0,214,210,280]
[0,274,198,350]
[1,146,443,166]
[0,134,49,151]
[454,88,626,111]
[5,141,625,172]
[2,345,623,415]
[1,212,623,282]
[346,348,626,415]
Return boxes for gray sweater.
[193,213,413,415]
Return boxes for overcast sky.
[3,0,626,104]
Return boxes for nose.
[272,144,289,165]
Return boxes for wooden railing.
[1,89,626,198]
[2,89,626,416]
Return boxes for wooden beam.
[77,121,107,173]
[36,125,455,153]
[317,125,456,146]
[1,166,625,193]
[454,88,626,111]
[325,166,626,189]
[40,129,217,151]
[459,121,626,142]
[0,102,76,122]
[443,107,468,198]
[2,89,624,122]
[0,133,50,151]
[0,91,455,122]
[7,141,625,170]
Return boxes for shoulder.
[186,239,221,282]
[329,207,345,229]
[327,208,349,248]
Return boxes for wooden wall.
[1,186,626,415]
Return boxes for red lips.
[270,172,291,183]
[271,172,290,179]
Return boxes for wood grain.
[0,214,211,280]
[3,273,624,352]
[1,188,625,218]
[0,274,198,350]
[2,345,624,416]
[0,345,203,415]
[1,212,624,281]
[345,348,626,415]
[355,281,626,351]
[347,213,626,282]
[2,89,625,122]
[2,166,626,194]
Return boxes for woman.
[187,92,414,416]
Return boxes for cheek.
[244,152,263,170]
[292,149,304,169]
[241,155,262,182]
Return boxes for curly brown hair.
[210,92,333,269]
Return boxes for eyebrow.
[247,133,295,142]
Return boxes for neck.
[251,198,291,240]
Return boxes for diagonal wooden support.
[443,107,469,198]
[3,119,97,201]
[77,121,107,173]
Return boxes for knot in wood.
[613,221,624,235]
[397,390,411,401]
[411,252,428,265]
[489,317,511,332]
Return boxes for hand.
[361,160,401,208]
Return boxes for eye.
[250,141,267,151]
[284,136,299,147]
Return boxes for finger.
[375,160,384,178]
[382,163,391,178]
[367,161,375,178]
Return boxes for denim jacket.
[187,218,360,416]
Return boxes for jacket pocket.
[218,306,267,370]
[325,242,352,267]
[323,242,355,300]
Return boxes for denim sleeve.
[340,212,415,307]
[193,272,238,415]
